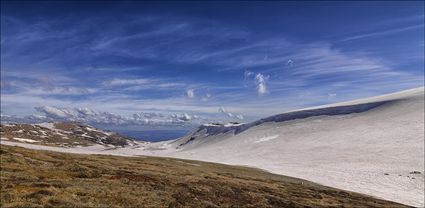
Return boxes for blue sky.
[1,1,424,128]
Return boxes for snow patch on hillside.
[37,122,56,130]
[13,138,39,143]
[252,135,279,143]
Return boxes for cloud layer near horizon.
[1,105,214,128]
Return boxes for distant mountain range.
[0,122,140,147]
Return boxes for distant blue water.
[113,129,189,142]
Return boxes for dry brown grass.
[0,145,410,208]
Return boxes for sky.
[1,1,424,131]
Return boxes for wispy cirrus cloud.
[339,23,424,42]
[103,78,151,86]
[1,3,423,128]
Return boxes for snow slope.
[2,87,424,206]
[163,87,425,207]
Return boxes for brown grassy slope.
[0,145,410,208]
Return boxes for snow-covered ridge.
[175,99,396,148]
[178,87,424,148]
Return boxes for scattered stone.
[384,173,389,175]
